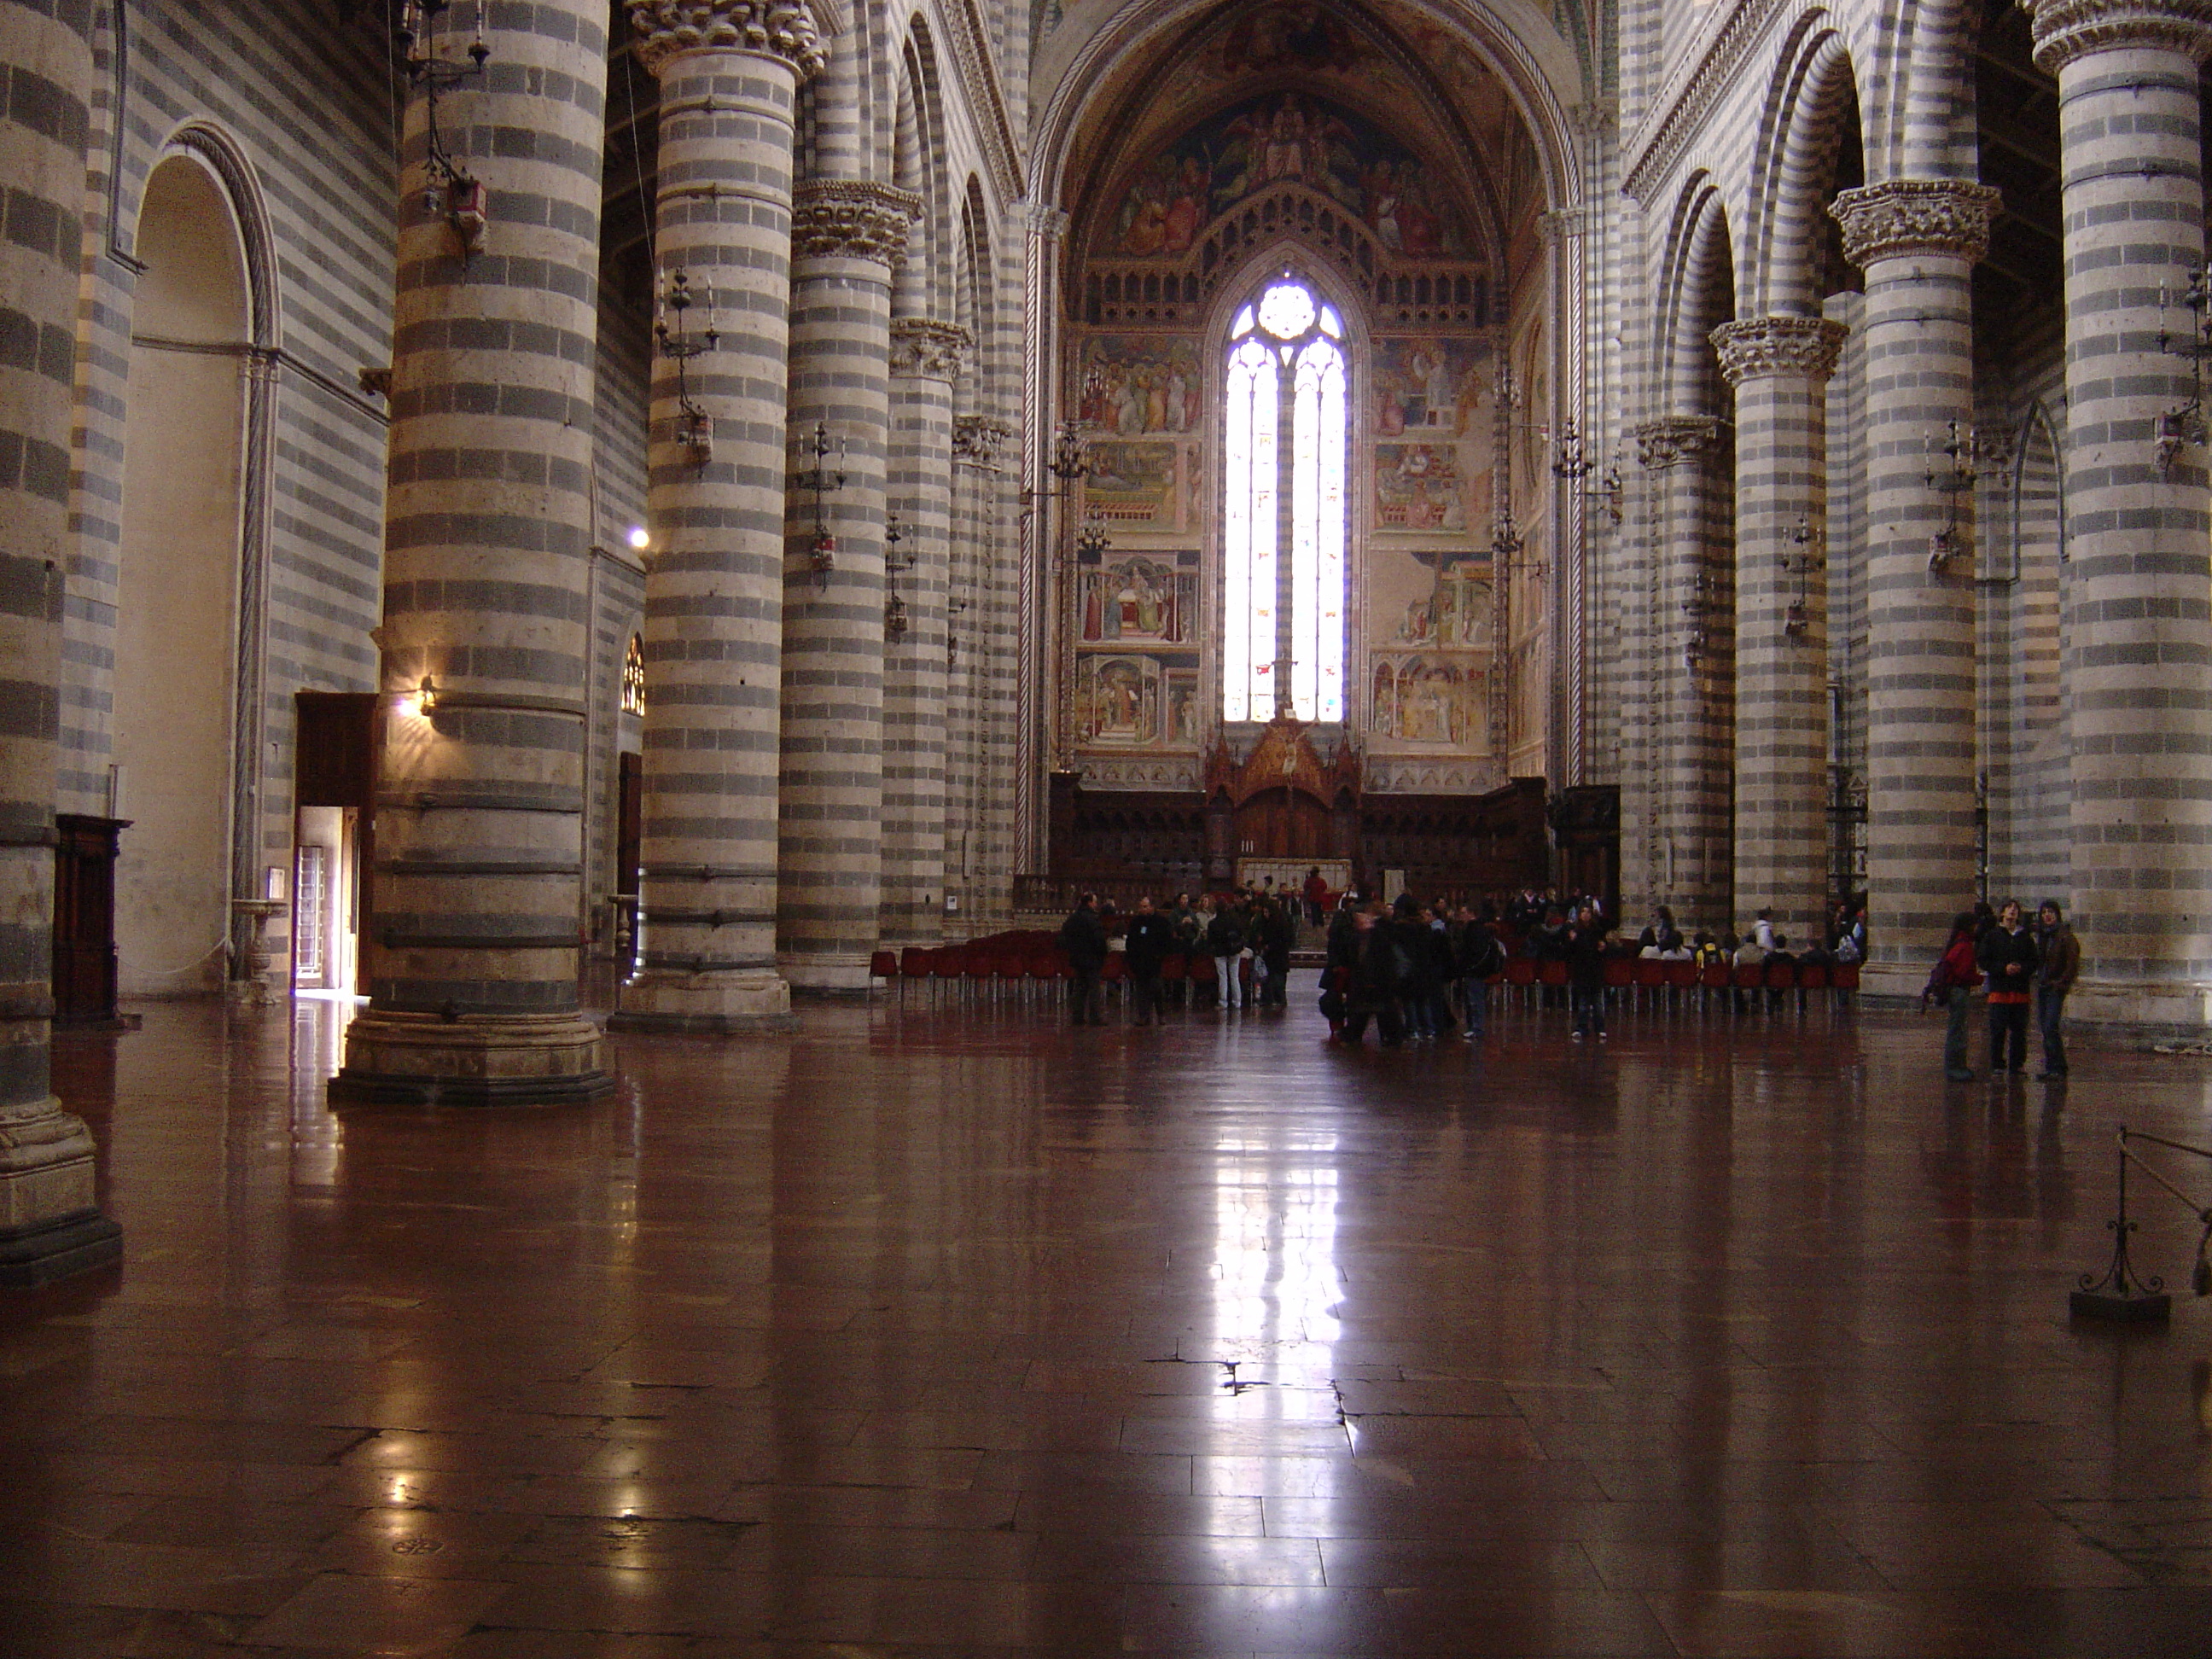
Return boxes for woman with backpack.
[1925,912,1983,1081]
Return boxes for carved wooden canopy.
[1202,714,1362,809]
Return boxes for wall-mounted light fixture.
[416,674,439,716]
[1925,421,1978,574]
[655,268,718,465]
[627,525,650,553]
[2157,263,2212,474]
[396,0,490,259]
[795,421,847,586]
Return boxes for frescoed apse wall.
[1057,0,1552,789]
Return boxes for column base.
[608,969,795,1033]
[777,953,876,995]
[1856,963,1930,1006]
[329,1010,614,1107]
[2065,978,2212,1039]
[0,1098,122,1285]
[0,1208,124,1287]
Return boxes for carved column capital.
[1831,179,2001,267]
[1632,415,1726,470]
[953,415,1012,463]
[1710,317,1850,387]
[2029,0,2212,67]
[627,0,829,78]
[889,317,972,380]
[791,178,922,265]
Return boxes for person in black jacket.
[1122,895,1172,1026]
[1456,908,1505,1039]
[1976,899,2040,1074]
[1339,905,1406,1048]
[1565,904,1607,1041]
[1059,893,1109,1026]
[1256,895,1295,1009]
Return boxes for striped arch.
[1656,178,1737,415]
[1749,20,1861,316]
[893,14,956,324]
[146,120,281,348]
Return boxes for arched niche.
[114,154,253,995]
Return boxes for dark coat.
[1123,911,1173,973]
[1059,905,1109,972]
[1976,923,2040,997]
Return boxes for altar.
[1236,858,1352,897]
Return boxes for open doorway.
[294,691,376,998]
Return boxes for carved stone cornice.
[1633,415,1726,470]
[952,415,1012,463]
[1710,317,1850,387]
[2029,0,2212,68]
[1538,210,1581,244]
[889,318,972,381]
[791,179,922,266]
[627,0,828,79]
[1831,179,2001,268]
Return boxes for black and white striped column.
[1713,317,1847,943]
[1632,415,1732,930]
[331,0,614,1104]
[882,317,968,945]
[776,179,917,988]
[0,0,122,1283]
[2031,0,2212,1016]
[1831,179,1998,991]
[612,0,824,1033]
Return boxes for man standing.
[1060,893,1109,1026]
[1976,899,2040,1075]
[1206,894,1247,1011]
[2034,900,2080,1080]
[1457,907,1505,1040]
[1123,895,1172,1027]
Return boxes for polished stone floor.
[3,992,2211,1656]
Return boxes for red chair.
[1831,961,1860,1008]
[1697,961,1730,1010]
[1102,951,1128,1013]
[1601,957,1633,1010]
[867,950,899,994]
[1160,952,1187,1006]
[1631,956,1667,1010]
[1663,959,1698,1004]
[1188,952,1220,1007]
[1504,955,1537,1010]
[965,948,995,1004]
[899,946,934,981]
[930,946,966,1004]
[994,952,1027,1003]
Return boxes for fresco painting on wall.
[1078,337,1203,436]
[1166,672,1202,747]
[1080,655,1164,746]
[1083,442,1180,528]
[1080,555,1197,643]
[1105,91,1468,261]
[1376,443,1465,531]
[1371,655,1484,748]
[1388,569,1493,651]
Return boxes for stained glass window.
[1223,277,1348,722]
[622,632,646,716]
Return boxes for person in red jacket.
[1924,912,1983,1080]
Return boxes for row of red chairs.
[1494,954,1860,1010]
[868,944,1266,1001]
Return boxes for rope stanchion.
[2072,1124,2212,1323]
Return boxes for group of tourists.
[1056,888,1302,1026]
[1924,899,2078,1080]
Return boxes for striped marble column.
[1632,414,1732,930]
[2031,0,2212,1018]
[1713,317,1848,943]
[882,317,969,946]
[1831,179,1998,991]
[611,0,824,1033]
[0,0,122,1283]
[776,179,917,989]
[330,0,613,1104]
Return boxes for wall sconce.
[1924,422,1978,576]
[1682,564,1717,669]
[396,0,490,260]
[947,596,967,666]
[884,590,909,641]
[885,511,915,572]
[415,674,439,715]
[655,268,718,465]
[1551,416,1594,480]
[1784,600,1809,638]
[795,421,846,586]
[1049,420,1092,486]
[2157,263,2212,473]
[1074,514,1111,561]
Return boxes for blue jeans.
[1942,987,1973,1077]
[1464,981,1488,1038]
[2037,984,2069,1074]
